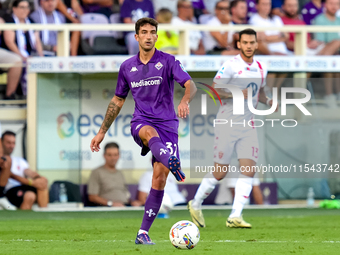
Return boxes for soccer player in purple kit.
[90,17,197,245]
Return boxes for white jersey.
[5,156,29,192]
[213,54,268,123]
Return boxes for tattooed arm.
[99,96,125,133]
[90,95,126,152]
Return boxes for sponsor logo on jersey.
[246,82,258,97]
[245,67,258,72]
[155,62,163,70]
[130,66,138,72]
[131,76,163,88]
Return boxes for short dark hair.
[230,0,247,14]
[12,0,29,8]
[238,28,257,41]
[104,142,119,153]
[1,131,16,141]
[135,17,158,34]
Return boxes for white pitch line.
[0,239,339,244]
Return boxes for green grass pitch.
[0,208,339,254]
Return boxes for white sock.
[138,229,148,235]
[192,172,219,210]
[229,175,253,218]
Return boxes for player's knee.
[152,173,167,189]
[212,170,227,180]
[24,191,36,204]
[216,173,227,181]
[41,177,48,189]
[156,175,167,185]
[145,128,158,140]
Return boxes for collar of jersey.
[136,48,159,65]
[237,54,255,66]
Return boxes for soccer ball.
[159,193,174,214]
[169,220,200,249]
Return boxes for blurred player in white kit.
[188,28,276,228]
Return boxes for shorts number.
[166,142,178,156]
[252,147,259,158]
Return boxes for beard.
[241,48,255,58]
[283,10,297,18]
[140,42,154,52]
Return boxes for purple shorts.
[130,121,180,165]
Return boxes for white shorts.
[213,124,259,165]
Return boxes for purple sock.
[148,137,171,167]
[140,188,164,232]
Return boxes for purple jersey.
[247,0,257,20]
[191,0,206,9]
[120,0,155,22]
[301,1,323,25]
[115,49,191,133]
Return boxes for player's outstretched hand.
[90,132,105,152]
[178,101,189,119]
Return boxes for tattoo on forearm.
[100,99,122,132]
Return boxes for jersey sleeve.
[170,57,191,88]
[115,64,130,98]
[213,61,233,85]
